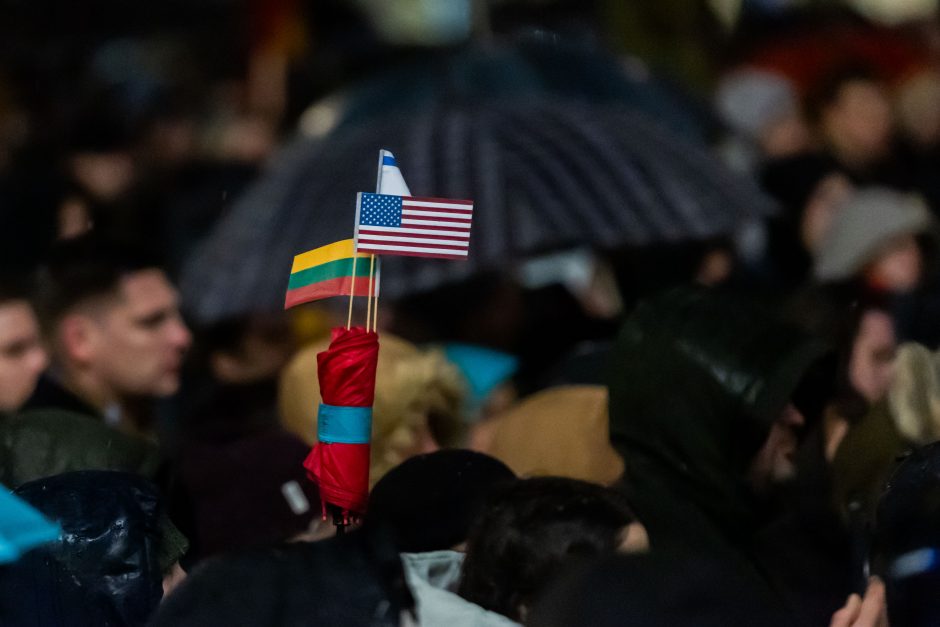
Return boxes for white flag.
[376,149,412,196]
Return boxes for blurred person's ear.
[59,313,98,365]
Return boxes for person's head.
[746,403,806,493]
[715,68,810,158]
[279,334,466,483]
[34,234,191,407]
[814,187,933,293]
[458,476,645,622]
[365,449,515,552]
[0,470,186,626]
[192,312,295,385]
[849,307,897,404]
[0,277,47,411]
[607,287,829,525]
[807,64,894,169]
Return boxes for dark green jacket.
[608,287,825,576]
[0,408,160,488]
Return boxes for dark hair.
[365,450,515,553]
[33,234,161,331]
[0,272,31,307]
[458,476,636,621]
[785,285,892,422]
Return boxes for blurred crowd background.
[6,0,940,625]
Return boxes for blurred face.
[749,404,805,493]
[866,234,923,293]
[0,300,48,411]
[824,80,894,165]
[86,269,191,399]
[849,309,897,404]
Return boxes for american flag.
[354,192,473,260]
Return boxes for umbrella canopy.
[182,96,775,322]
[0,488,60,564]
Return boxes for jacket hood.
[607,287,826,537]
[0,471,170,626]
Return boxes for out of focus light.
[352,0,472,45]
[849,0,938,25]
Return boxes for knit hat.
[365,449,515,553]
[814,187,933,282]
[482,385,624,485]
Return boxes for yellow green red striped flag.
[284,239,376,309]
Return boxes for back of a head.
[874,442,940,627]
[151,528,411,627]
[33,233,162,332]
[279,333,467,483]
[0,470,169,626]
[365,449,515,553]
[528,552,787,627]
[458,476,637,622]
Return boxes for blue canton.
[359,193,403,227]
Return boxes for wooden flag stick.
[346,255,358,329]
[372,291,379,333]
[372,257,381,332]
[365,254,375,331]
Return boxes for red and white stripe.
[356,196,473,259]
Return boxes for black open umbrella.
[181,42,773,323]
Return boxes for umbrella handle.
[330,504,348,534]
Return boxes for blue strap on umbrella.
[0,488,61,564]
[318,404,373,444]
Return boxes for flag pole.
[372,258,380,332]
[366,254,375,331]
[346,255,358,329]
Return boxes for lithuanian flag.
[285,239,376,309]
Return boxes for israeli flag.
[376,149,411,196]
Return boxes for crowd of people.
[6,1,940,626]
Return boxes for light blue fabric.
[0,488,60,564]
[401,551,520,627]
[442,344,518,420]
[317,404,373,444]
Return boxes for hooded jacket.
[0,471,183,627]
[607,287,825,577]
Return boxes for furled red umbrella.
[303,326,379,524]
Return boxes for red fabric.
[303,327,379,516]
[304,443,371,515]
[316,327,379,407]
